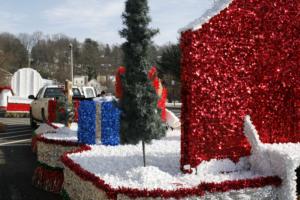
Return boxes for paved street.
[0,117,60,200]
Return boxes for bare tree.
[18,31,43,67]
[0,33,27,72]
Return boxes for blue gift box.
[77,100,96,145]
[101,101,121,146]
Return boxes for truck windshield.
[44,88,64,98]
[85,88,95,98]
[72,88,81,97]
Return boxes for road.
[0,117,61,200]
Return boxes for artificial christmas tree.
[119,0,166,165]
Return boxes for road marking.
[0,119,29,124]
[6,127,33,133]
[0,139,31,146]
[0,130,33,135]
[6,127,31,130]
[2,123,29,126]
[0,133,32,140]
[1,143,31,147]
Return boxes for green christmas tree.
[119,0,166,164]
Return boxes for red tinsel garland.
[158,88,167,122]
[32,166,64,193]
[115,66,167,121]
[46,121,59,129]
[61,146,281,199]
[36,135,79,147]
[73,100,80,122]
[31,121,69,153]
[180,0,300,169]
[148,66,157,80]
[48,99,80,123]
[115,66,126,99]
[48,100,57,123]
[32,135,38,153]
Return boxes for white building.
[73,75,88,87]
[87,79,102,95]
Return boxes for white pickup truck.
[29,85,83,127]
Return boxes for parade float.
[32,66,171,195]
[178,0,299,199]
[0,68,55,116]
[32,95,123,193]
[0,86,13,111]
[33,0,299,199]
[32,123,80,193]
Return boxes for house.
[87,79,102,95]
[180,0,299,181]
[73,75,88,87]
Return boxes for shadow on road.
[0,111,5,118]
[0,142,61,200]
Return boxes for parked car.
[81,86,97,98]
[29,85,83,127]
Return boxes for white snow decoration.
[34,123,57,134]
[244,116,274,176]
[166,109,181,129]
[0,89,12,108]
[179,0,233,33]
[63,166,278,200]
[43,123,78,141]
[196,157,250,175]
[93,95,116,102]
[7,96,33,104]
[244,115,300,200]
[68,129,273,191]
[183,164,191,171]
[51,122,78,131]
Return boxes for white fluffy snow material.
[166,109,181,129]
[93,96,116,102]
[179,0,233,33]
[244,115,300,200]
[69,129,270,191]
[43,123,78,141]
[37,141,78,168]
[34,123,57,134]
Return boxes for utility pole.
[28,52,31,68]
[171,79,176,106]
[65,80,72,128]
[69,43,74,83]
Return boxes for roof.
[179,0,233,33]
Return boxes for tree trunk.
[142,140,146,167]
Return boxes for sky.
[0,0,214,45]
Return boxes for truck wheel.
[30,110,37,128]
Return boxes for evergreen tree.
[80,38,100,81]
[119,0,166,148]
[157,43,181,81]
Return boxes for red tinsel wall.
[180,0,300,170]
